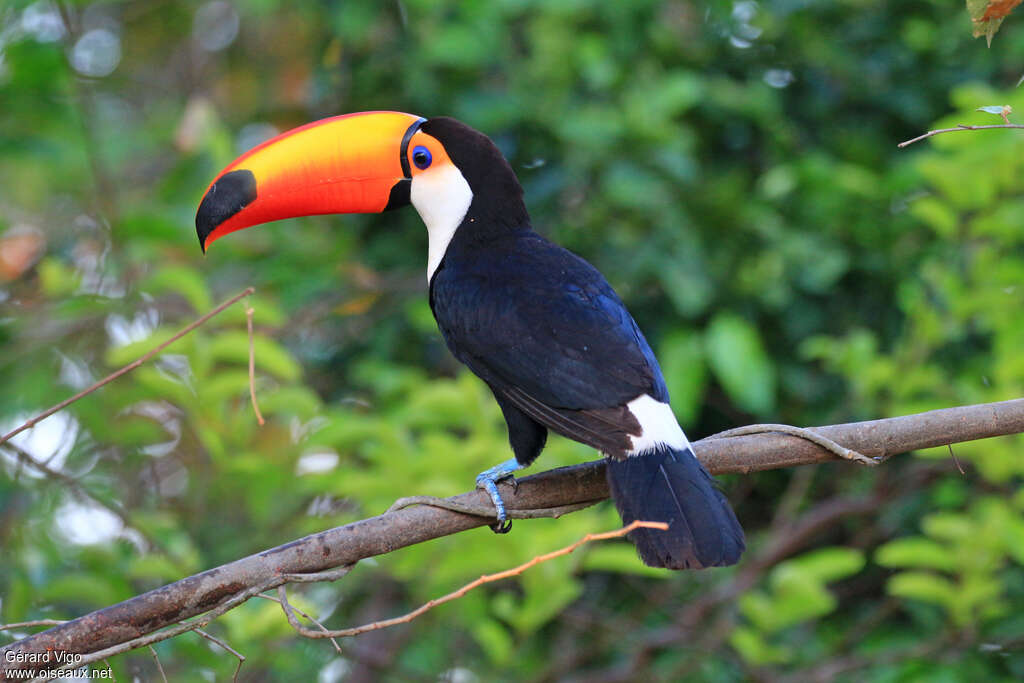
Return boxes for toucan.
[196,111,744,569]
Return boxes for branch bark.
[2,397,1022,679]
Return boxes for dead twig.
[194,628,245,683]
[256,593,344,654]
[245,302,265,426]
[948,444,965,475]
[276,520,667,639]
[897,122,1024,148]
[147,646,168,683]
[0,287,256,448]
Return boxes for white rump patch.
[625,394,691,455]
[410,164,474,282]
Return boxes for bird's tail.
[606,445,745,569]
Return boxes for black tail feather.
[606,446,745,569]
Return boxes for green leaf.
[126,555,183,583]
[581,544,672,578]
[1002,517,1024,564]
[38,258,81,297]
[705,313,776,414]
[221,598,297,642]
[472,618,514,665]
[657,330,707,424]
[206,296,287,327]
[142,265,212,313]
[104,328,194,367]
[769,569,838,628]
[729,625,791,665]
[200,369,252,405]
[922,512,972,542]
[910,196,959,237]
[507,577,584,634]
[876,537,958,572]
[738,591,782,632]
[258,386,323,419]
[786,547,866,582]
[887,571,957,607]
[207,331,301,381]
[39,575,122,609]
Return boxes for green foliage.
[731,548,865,665]
[2,1,1024,681]
[705,313,777,415]
[878,496,1024,626]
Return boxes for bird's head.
[196,111,528,275]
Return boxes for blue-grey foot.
[475,457,524,534]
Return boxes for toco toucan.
[196,111,744,569]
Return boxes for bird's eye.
[412,145,432,170]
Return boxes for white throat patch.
[410,164,474,282]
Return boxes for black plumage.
[430,228,653,459]
[423,118,744,569]
[607,446,745,569]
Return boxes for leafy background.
[2,0,1023,680]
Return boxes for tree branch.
[2,397,1022,679]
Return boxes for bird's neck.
[425,190,531,282]
[449,196,532,258]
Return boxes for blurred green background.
[2,0,1024,680]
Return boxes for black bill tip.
[195,169,257,252]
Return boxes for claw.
[475,457,524,532]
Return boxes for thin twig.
[278,564,357,584]
[148,646,168,683]
[948,444,965,475]
[277,520,667,639]
[102,658,116,682]
[0,287,256,448]
[194,628,245,683]
[2,440,132,525]
[256,593,343,653]
[897,122,1024,148]
[0,619,67,631]
[245,302,265,426]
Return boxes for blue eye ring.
[412,145,432,170]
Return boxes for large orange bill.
[196,111,425,251]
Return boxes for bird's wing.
[431,236,667,456]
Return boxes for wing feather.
[431,232,666,458]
